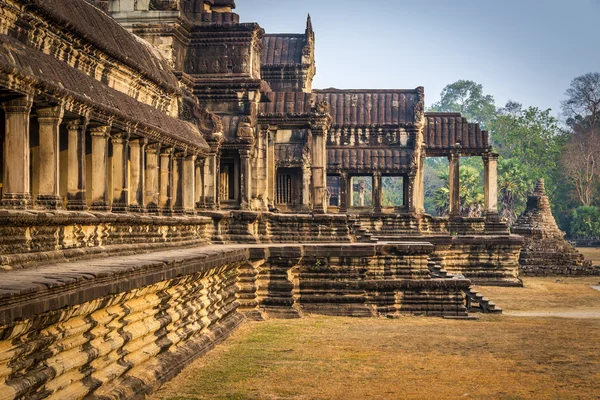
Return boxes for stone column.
[36,105,64,209]
[416,153,426,214]
[204,150,218,209]
[145,143,161,213]
[267,131,276,209]
[302,164,311,210]
[195,157,206,210]
[310,126,327,213]
[160,147,173,214]
[339,172,349,213]
[110,132,129,212]
[239,148,251,210]
[483,152,499,219]
[183,153,196,214]
[66,119,88,210]
[448,150,461,217]
[89,125,111,211]
[373,172,382,213]
[2,96,33,208]
[172,152,185,213]
[128,138,147,212]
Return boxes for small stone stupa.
[512,179,594,276]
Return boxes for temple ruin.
[0,0,530,398]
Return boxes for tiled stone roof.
[261,34,306,66]
[424,112,490,155]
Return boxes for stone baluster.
[2,96,33,208]
[66,119,88,210]
[110,132,130,212]
[36,104,64,209]
[172,151,185,213]
[195,157,206,210]
[129,138,147,212]
[373,172,382,213]
[239,148,251,210]
[145,143,161,213]
[483,152,499,220]
[183,153,196,214]
[448,148,461,217]
[160,147,174,214]
[89,125,111,211]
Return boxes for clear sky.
[237,0,600,116]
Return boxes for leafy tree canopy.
[429,80,496,128]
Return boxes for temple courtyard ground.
[151,276,600,400]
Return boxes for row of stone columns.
[336,172,398,213]
[1,95,206,214]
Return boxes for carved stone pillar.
[483,152,499,219]
[267,131,276,210]
[2,96,33,208]
[204,150,218,209]
[195,157,206,210]
[36,105,64,209]
[239,148,251,210]
[373,172,382,213]
[302,163,311,210]
[89,125,111,211]
[448,149,461,217]
[183,153,196,214]
[310,126,327,213]
[66,119,87,210]
[110,133,129,212]
[128,138,147,212]
[339,172,348,213]
[160,147,173,214]
[172,152,185,213]
[416,153,426,214]
[145,143,160,213]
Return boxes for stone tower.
[512,179,590,275]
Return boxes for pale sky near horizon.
[236,0,600,118]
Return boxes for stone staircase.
[426,261,503,314]
[349,216,378,243]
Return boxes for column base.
[484,210,501,222]
[128,205,147,214]
[66,199,88,211]
[172,206,186,214]
[313,205,325,214]
[146,204,161,215]
[161,207,174,216]
[111,202,129,213]
[90,201,110,212]
[35,194,63,210]
[1,193,32,209]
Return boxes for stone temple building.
[0,0,533,398]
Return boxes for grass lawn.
[151,277,600,400]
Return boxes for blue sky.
[237,0,600,117]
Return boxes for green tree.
[570,206,600,239]
[430,80,497,128]
[497,158,532,225]
[433,164,484,217]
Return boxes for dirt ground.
[577,247,600,265]
[151,277,600,400]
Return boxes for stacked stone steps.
[465,287,503,314]
[348,217,378,243]
[427,261,450,279]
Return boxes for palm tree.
[498,158,531,225]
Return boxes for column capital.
[161,147,175,157]
[3,96,33,113]
[36,104,64,124]
[146,142,161,154]
[185,153,197,162]
[239,148,251,158]
[89,125,111,137]
[173,151,187,159]
[129,137,149,147]
[66,117,88,131]
[110,131,130,145]
[195,156,206,167]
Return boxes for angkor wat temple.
[0,0,535,398]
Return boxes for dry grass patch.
[477,276,600,312]
[577,247,600,265]
[151,315,600,400]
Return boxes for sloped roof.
[0,34,208,151]
[260,92,312,115]
[424,112,490,155]
[314,89,419,127]
[261,34,306,66]
[21,0,179,93]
